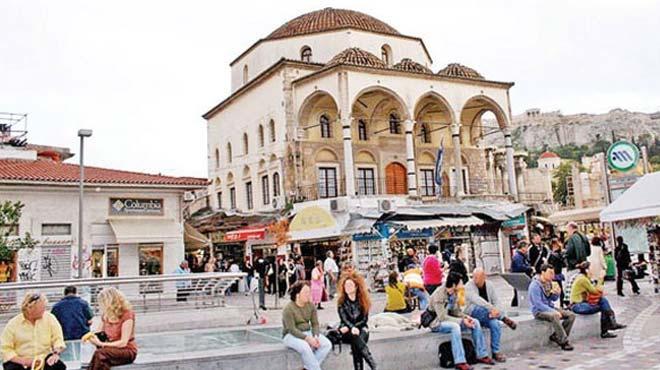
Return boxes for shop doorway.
[90,246,119,278]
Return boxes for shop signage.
[109,198,164,216]
[398,229,433,239]
[607,141,640,172]
[502,215,525,229]
[225,227,266,242]
[290,206,336,232]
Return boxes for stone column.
[516,156,527,194]
[487,148,496,194]
[504,130,518,199]
[405,119,418,197]
[338,72,356,197]
[452,123,464,197]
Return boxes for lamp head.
[77,129,93,137]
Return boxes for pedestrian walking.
[324,251,339,299]
[614,236,640,296]
[311,260,325,310]
[51,286,94,341]
[86,287,138,370]
[337,271,377,370]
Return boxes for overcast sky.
[2,0,659,178]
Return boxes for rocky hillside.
[485,108,660,149]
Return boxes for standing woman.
[311,260,325,310]
[337,272,377,370]
[87,287,138,370]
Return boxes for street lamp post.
[77,129,93,279]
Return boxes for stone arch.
[315,147,340,162]
[214,177,222,186]
[413,91,456,125]
[226,171,234,184]
[355,150,377,164]
[297,91,340,141]
[413,91,455,146]
[351,85,411,121]
[459,95,509,130]
[258,159,267,172]
[242,165,251,178]
[418,151,436,165]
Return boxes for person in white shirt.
[323,251,339,299]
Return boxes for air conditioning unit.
[183,191,196,202]
[271,196,285,209]
[329,198,347,212]
[378,199,396,213]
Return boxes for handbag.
[586,292,602,305]
[419,307,437,328]
[324,326,343,354]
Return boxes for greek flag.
[434,146,444,186]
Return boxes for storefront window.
[420,169,435,196]
[107,247,119,277]
[357,168,376,195]
[139,244,163,275]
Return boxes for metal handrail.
[0,272,246,291]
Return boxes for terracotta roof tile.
[437,63,485,80]
[326,47,387,69]
[539,151,560,159]
[267,8,400,40]
[392,58,432,74]
[0,159,208,187]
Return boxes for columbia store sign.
[109,198,164,216]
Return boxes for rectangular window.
[106,246,119,277]
[41,223,72,236]
[139,244,163,275]
[261,175,270,206]
[273,173,281,197]
[317,167,338,198]
[0,224,18,236]
[420,169,436,196]
[230,187,236,209]
[357,168,376,195]
[246,181,253,210]
[217,192,222,209]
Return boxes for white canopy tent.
[600,171,660,222]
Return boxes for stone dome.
[326,48,387,69]
[267,8,400,40]
[392,58,432,74]
[437,63,484,80]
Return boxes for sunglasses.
[28,294,41,304]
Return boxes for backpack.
[438,339,477,368]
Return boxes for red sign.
[224,227,266,242]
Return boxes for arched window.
[215,148,220,168]
[389,113,401,134]
[269,119,276,142]
[258,125,265,147]
[420,123,430,143]
[243,133,249,155]
[358,119,368,141]
[301,46,312,62]
[226,143,232,163]
[242,65,248,84]
[320,114,331,138]
[381,44,392,65]
[272,172,281,197]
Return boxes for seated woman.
[337,271,377,370]
[384,271,410,314]
[282,281,332,370]
[87,287,138,370]
[569,261,626,339]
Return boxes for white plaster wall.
[0,185,186,278]
[231,30,431,91]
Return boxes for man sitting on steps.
[464,268,518,363]
[529,264,576,351]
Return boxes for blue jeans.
[283,331,332,370]
[432,320,489,364]
[410,288,429,310]
[571,297,613,333]
[469,305,502,354]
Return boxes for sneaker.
[493,353,507,363]
[561,342,574,351]
[477,357,495,365]
[601,331,617,339]
[455,363,473,370]
[503,316,517,330]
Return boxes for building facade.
[204,8,520,213]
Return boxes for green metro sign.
[607,140,640,172]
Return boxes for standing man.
[254,255,268,310]
[564,222,591,305]
[511,241,534,306]
[51,286,93,341]
[174,260,192,302]
[614,236,640,296]
[529,264,576,351]
[528,233,550,275]
[323,251,339,299]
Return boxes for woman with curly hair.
[337,271,377,370]
[87,287,137,370]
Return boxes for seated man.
[51,285,94,341]
[529,264,576,351]
[569,261,626,338]
[464,268,518,363]
[429,272,494,370]
[282,281,332,370]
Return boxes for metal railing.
[0,272,246,317]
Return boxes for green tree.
[552,162,574,205]
[0,201,35,262]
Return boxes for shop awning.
[600,172,660,223]
[224,226,266,242]
[392,216,484,230]
[342,217,376,234]
[109,218,182,244]
[548,207,603,225]
[184,222,210,250]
